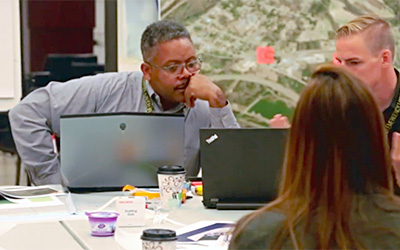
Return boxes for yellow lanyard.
[141,78,187,116]
[141,78,154,113]
[385,92,400,132]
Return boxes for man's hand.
[392,132,400,187]
[269,114,291,128]
[184,74,227,108]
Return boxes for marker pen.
[51,134,58,154]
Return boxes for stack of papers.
[176,221,235,249]
[0,186,63,209]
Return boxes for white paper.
[0,185,62,199]
[175,221,235,249]
[0,195,63,209]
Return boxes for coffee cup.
[157,165,186,209]
[141,229,177,250]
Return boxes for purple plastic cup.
[85,211,119,237]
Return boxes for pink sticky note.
[332,53,340,65]
[257,46,275,64]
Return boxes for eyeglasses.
[147,57,202,76]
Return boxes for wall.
[94,0,105,65]
[0,0,21,111]
[27,0,95,72]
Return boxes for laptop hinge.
[216,202,266,210]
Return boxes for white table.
[0,191,252,250]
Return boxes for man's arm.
[9,93,62,185]
[182,74,239,176]
[184,73,239,128]
[8,73,130,185]
[392,132,400,187]
[184,74,227,108]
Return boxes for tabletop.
[0,189,252,250]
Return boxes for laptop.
[200,128,288,210]
[60,112,184,192]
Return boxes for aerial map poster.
[161,0,400,127]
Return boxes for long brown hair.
[230,64,395,249]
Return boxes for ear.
[141,63,152,81]
[381,49,393,68]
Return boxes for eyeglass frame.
[145,57,202,76]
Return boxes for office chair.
[70,61,105,79]
[22,71,52,98]
[43,54,98,82]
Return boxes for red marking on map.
[257,46,275,64]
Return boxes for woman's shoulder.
[229,210,286,250]
[247,210,287,229]
[354,194,400,249]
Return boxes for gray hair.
[140,20,192,62]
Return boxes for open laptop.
[200,128,288,210]
[60,112,184,192]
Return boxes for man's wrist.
[210,100,227,108]
[212,90,227,108]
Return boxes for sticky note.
[256,46,275,64]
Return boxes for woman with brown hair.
[229,64,400,249]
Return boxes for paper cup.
[157,165,186,209]
[141,229,177,250]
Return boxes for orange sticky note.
[257,46,275,64]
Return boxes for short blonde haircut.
[336,14,395,58]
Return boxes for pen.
[65,191,77,215]
[51,134,58,154]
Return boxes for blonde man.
[272,15,399,128]
[335,14,398,134]
[335,14,400,187]
[270,14,400,186]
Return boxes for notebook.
[200,128,288,209]
[60,112,184,192]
